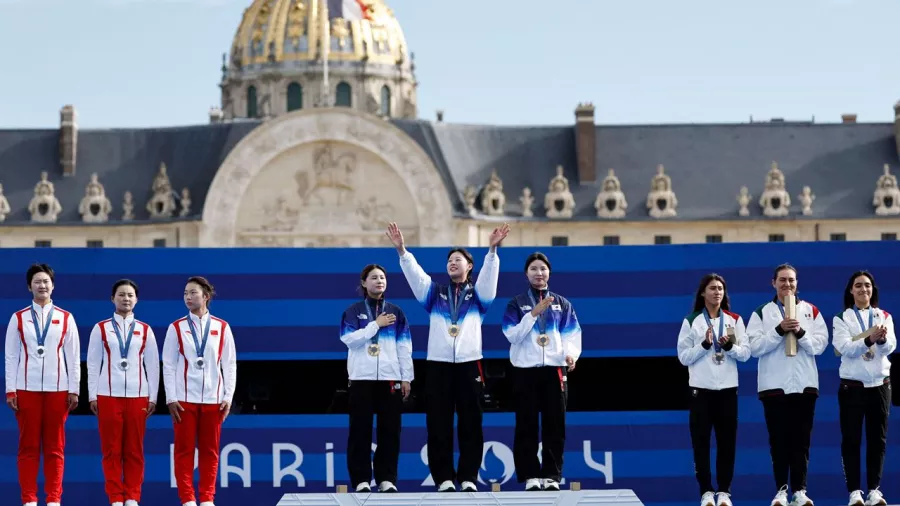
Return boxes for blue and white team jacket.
[833,306,896,387]
[398,250,499,363]
[501,287,582,368]
[746,298,829,395]
[340,297,413,382]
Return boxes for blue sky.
[0,0,897,129]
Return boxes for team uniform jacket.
[162,312,236,405]
[398,249,499,363]
[833,306,897,387]
[86,314,160,402]
[4,302,80,394]
[676,308,751,390]
[500,287,582,368]
[746,298,829,395]
[340,297,414,382]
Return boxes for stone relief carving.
[480,170,505,216]
[520,187,534,217]
[78,173,113,223]
[201,108,455,247]
[798,186,815,216]
[28,172,63,223]
[759,162,790,217]
[0,183,10,223]
[873,164,900,216]
[180,188,192,217]
[296,143,356,207]
[356,196,395,231]
[122,191,135,221]
[463,185,478,215]
[544,165,575,219]
[594,168,627,219]
[737,186,752,216]
[147,162,177,219]
[646,164,678,218]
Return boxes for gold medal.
[367,343,380,357]
[448,324,460,337]
[537,334,549,347]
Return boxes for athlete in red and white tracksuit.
[163,276,236,506]
[87,278,160,506]
[4,263,80,506]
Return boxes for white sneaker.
[716,492,733,506]
[354,482,371,492]
[792,490,813,506]
[866,489,886,506]
[701,491,716,506]
[24,502,37,506]
[48,503,60,506]
[772,486,789,506]
[543,479,560,491]
[378,481,398,492]
[438,480,456,492]
[199,502,215,506]
[525,478,542,491]
[848,490,865,506]
[124,501,139,506]
[112,502,124,506]
[460,481,477,492]
[182,503,197,506]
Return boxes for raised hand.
[488,223,511,250]
[530,296,554,318]
[375,312,396,328]
[385,222,406,255]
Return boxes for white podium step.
[276,489,644,505]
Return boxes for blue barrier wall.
[0,242,897,506]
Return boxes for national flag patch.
[212,330,219,336]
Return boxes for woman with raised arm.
[676,273,750,506]
[746,263,828,506]
[162,276,237,506]
[87,279,160,506]
[340,263,414,494]
[4,263,80,506]
[832,271,895,506]
[501,252,582,492]
[385,221,509,493]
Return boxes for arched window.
[380,85,391,117]
[335,82,352,107]
[287,82,303,112]
[247,86,258,118]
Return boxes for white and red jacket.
[4,302,80,395]
[86,314,160,402]
[833,306,897,387]
[162,312,236,405]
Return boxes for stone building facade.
[1,0,900,249]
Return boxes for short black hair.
[26,263,54,286]
[111,279,140,298]
[524,252,551,274]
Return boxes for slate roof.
[0,114,897,225]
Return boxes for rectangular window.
[86,240,104,248]
[35,240,51,248]
[830,233,846,241]
[153,238,167,248]
[551,236,569,246]
[768,234,785,242]
[654,235,671,245]
[705,235,723,244]
[603,235,619,246]
[881,233,897,241]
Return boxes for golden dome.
[229,0,411,69]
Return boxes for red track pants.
[97,395,149,504]
[172,402,224,504]
[15,390,69,504]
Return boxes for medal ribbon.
[186,314,211,361]
[702,308,724,353]
[111,315,137,362]
[365,297,382,344]
[30,306,54,349]
[527,289,548,335]
[852,305,874,334]
[448,284,464,326]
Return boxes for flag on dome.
[326,0,373,21]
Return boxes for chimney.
[436,110,444,123]
[841,113,857,124]
[894,101,900,160]
[574,102,596,183]
[59,105,78,177]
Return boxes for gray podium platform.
[276,489,644,505]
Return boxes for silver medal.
[119,358,129,371]
[196,357,205,369]
[36,345,45,357]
